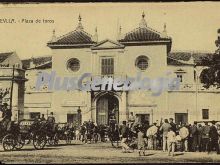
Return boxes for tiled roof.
[48,15,96,48]
[119,27,171,43]
[0,52,14,63]
[48,30,95,47]
[22,56,52,69]
[168,52,213,66]
[167,57,191,66]
[118,25,172,53]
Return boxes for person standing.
[159,119,172,152]
[120,121,131,153]
[169,118,177,133]
[197,124,203,152]
[202,122,210,152]
[208,120,220,154]
[137,127,147,156]
[40,114,46,121]
[1,103,12,130]
[190,121,198,152]
[179,123,189,152]
[47,112,55,123]
[128,112,135,129]
[167,128,176,157]
[147,122,158,150]
[187,124,192,151]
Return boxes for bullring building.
[22,13,220,126]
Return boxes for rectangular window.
[101,58,114,75]
[202,109,209,119]
[67,114,78,124]
[30,112,40,119]
[177,74,183,82]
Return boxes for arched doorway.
[96,94,119,125]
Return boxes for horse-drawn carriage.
[51,123,75,145]
[0,119,48,151]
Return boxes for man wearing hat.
[202,121,210,152]
[120,121,131,153]
[208,120,220,154]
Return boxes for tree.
[200,29,220,88]
[0,88,10,111]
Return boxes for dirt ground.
[0,141,219,164]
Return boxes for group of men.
[159,119,220,154]
[119,112,220,155]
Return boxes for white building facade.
[23,14,220,125]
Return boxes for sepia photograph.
[0,2,219,163]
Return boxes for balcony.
[0,67,26,81]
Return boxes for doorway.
[136,114,150,126]
[96,94,119,125]
[175,113,188,125]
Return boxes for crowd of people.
[73,113,220,157]
[119,115,220,156]
[1,103,220,156]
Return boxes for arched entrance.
[96,94,119,125]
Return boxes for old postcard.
[0,2,219,164]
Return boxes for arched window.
[67,58,80,72]
[135,56,149,71]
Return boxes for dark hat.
[211,120,216,124]
[122,121,126,125]
[3,103,8,106]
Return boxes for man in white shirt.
[179,123,189,152]
[167,128,176,156]
[147,122,158,150]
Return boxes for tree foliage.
[200,31,220,88]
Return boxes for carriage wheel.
[33,133,47,150]
[14,134,25,150]
[2,134,15,151]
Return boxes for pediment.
[91,39,125,50]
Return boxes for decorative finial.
[161,23,167,38]
[142,11,145,18]
[76,14,84,31]
[92,27,98,42]
[117,25,123,40]
[78,14,82,22]
[163,23,167,32]
[139,12,147,28]
[51,29,57,42]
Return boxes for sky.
[0,2,219,59]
